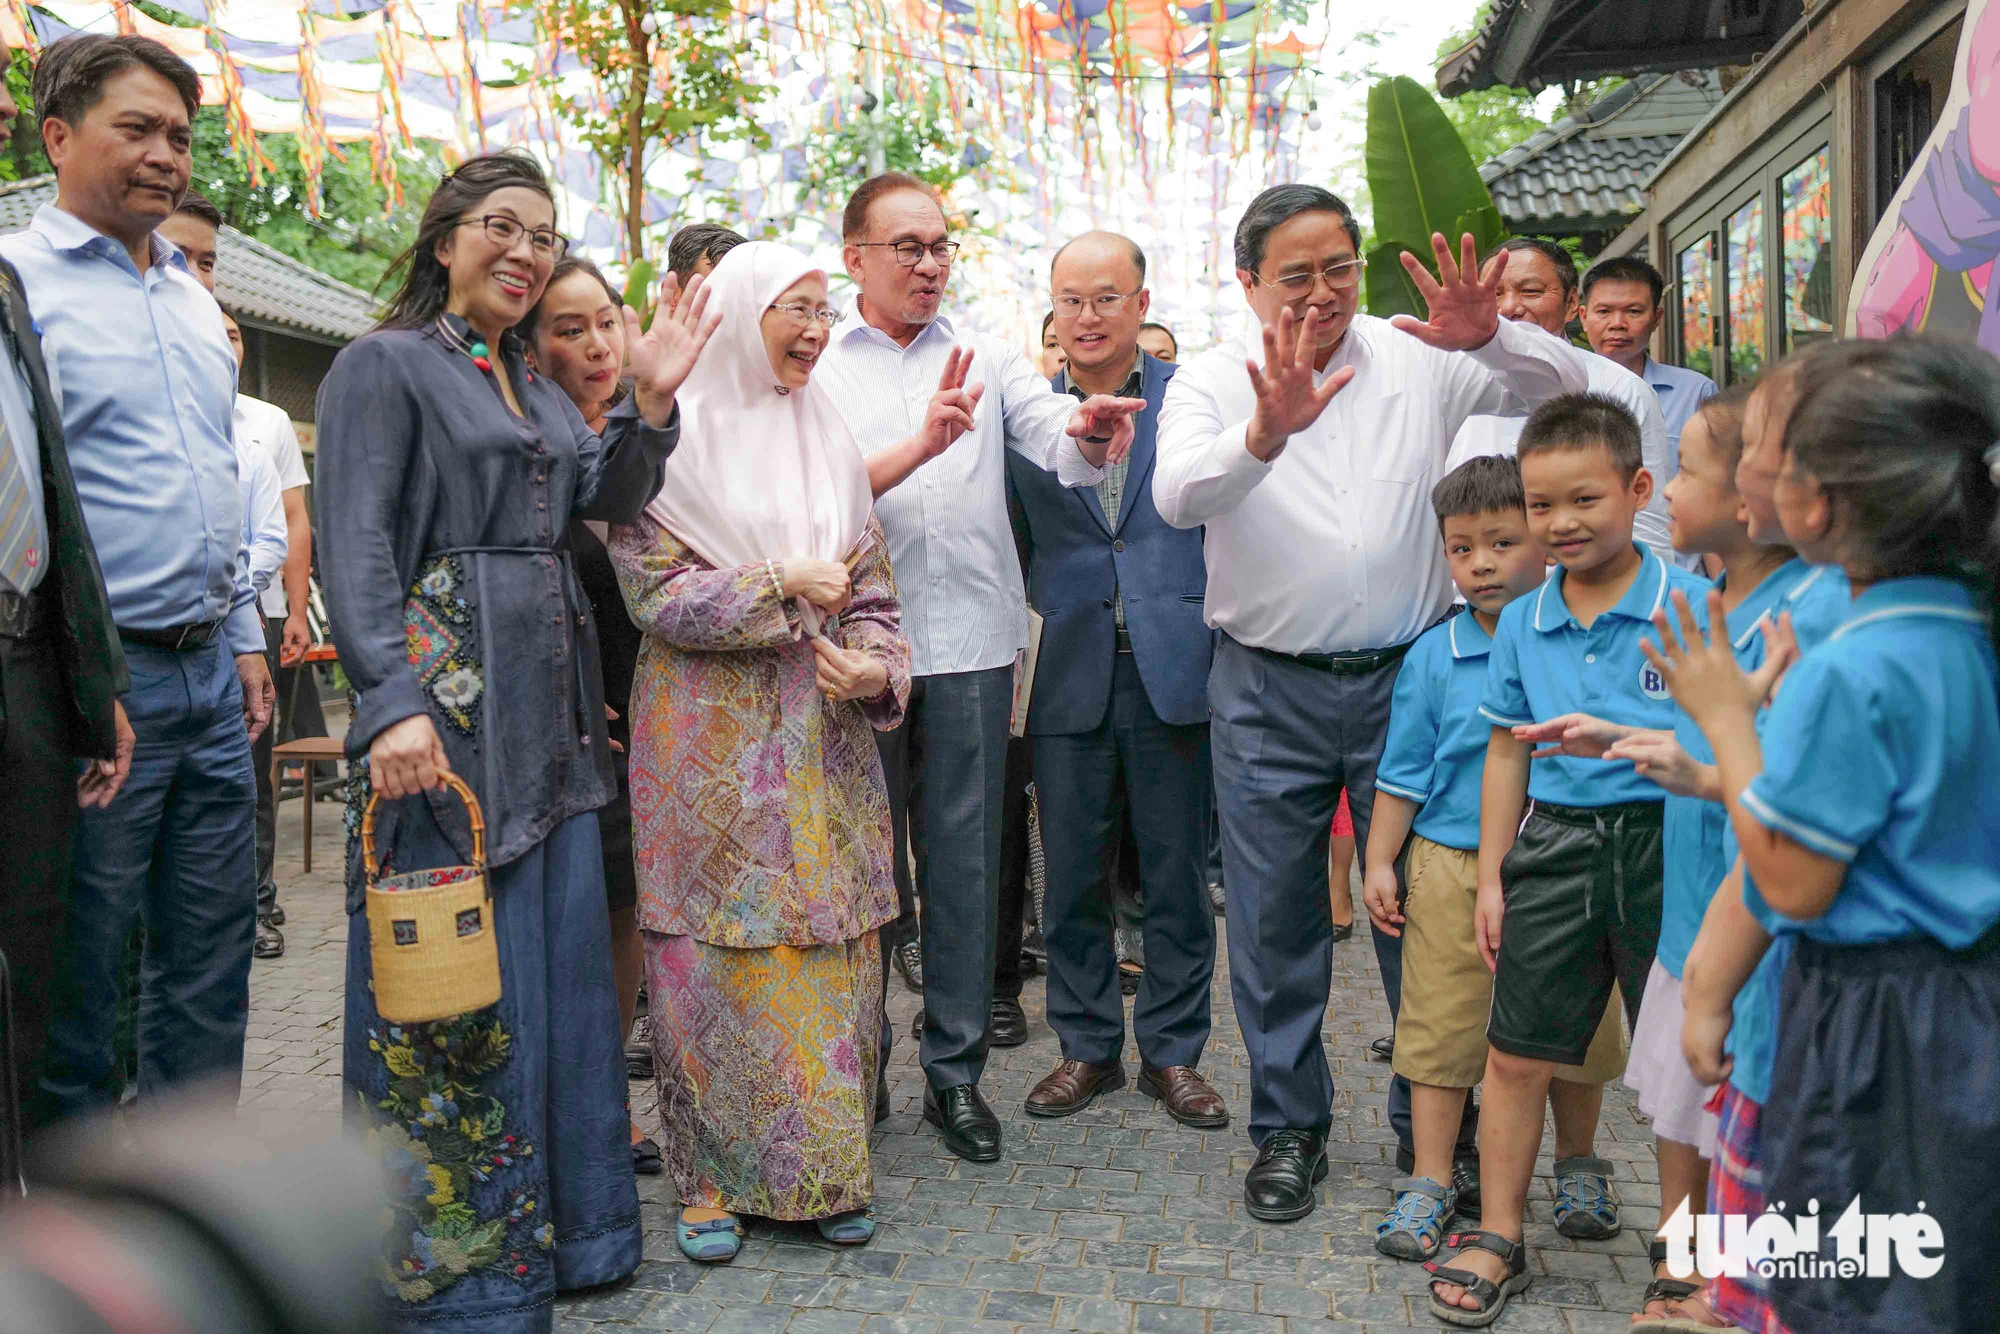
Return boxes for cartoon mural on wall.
[1851,0,2000,349]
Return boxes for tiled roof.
[1437,0,1801,97]
[0,175,377,343]
[1479,74,1719,231]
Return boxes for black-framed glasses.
[1052,290,1142,319]
[1253,257,1366,295]
[855,240,961,267]
[768,302,840,328]
[461,214,568,260]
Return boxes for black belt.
[1230,632,1414,676]
[1528,797,1665,828]
[1114,625,1133,654]
[0,585,49,640]
[118,618,227,651]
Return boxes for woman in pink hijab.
[612,241,977,1260]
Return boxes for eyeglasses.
[461,214,568,260]
[1253,257,1366,295]
[855,240,962,267]
[768,302,840,328]
[1052,290,1142,320]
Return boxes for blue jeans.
[38,639,256,1121]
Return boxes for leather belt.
[1230,632,1414,677]
[0,585,49,640]
[1114,626,1134,654]
[119,618,227,652]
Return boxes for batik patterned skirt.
[646,929,882,1220]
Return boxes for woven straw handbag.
[362,773,501,1023]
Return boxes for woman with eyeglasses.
[610,241,977,1261]
[315,153,716,1332]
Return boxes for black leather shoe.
[1453,1152,1482,1213]
[1243,1127,1328,1222]
[254,917,284,960]
[892,940,924,994]
[266,904,286,926]
[874,1065,891,1124]
[988,997,1028,1047]
[910,1007,924,1041]
[626,1016,655,1080]
[923,1083,1002,1162]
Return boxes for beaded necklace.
[438,315,532,383]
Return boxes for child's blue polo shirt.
[1742,576,2000,949]
[1481,543,1712,808]
[1376,609,1492,852]
[1721,566,1854,1105]
[1656,562,1850,978]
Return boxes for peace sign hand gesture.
[914,346,985,459]
[628,272,722,427]
[1389,232,1505,353]
[1244,304,1357,462]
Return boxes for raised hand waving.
[627,272,721,427]
[1388,232,1505,352]
[913,346,985,459]
[1244,304,1356,461]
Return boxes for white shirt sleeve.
[993,337,1106,489]
[1626,376,1676,562]
[238,443,288,596]
[1152,356,1271,529]
[1438,317,1595,433]
[266,406,310,492]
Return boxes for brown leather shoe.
[1024,1059,1126,1118]
[1138,1065,1229,1128]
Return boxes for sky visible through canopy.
[10,0,1484,347]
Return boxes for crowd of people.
[3,28,1998,1334]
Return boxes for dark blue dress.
[316,314,676,1331]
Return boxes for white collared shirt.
[233,393,309,617]
[1153,314,1591,655]
[236,431,286,608]
[1445,345,1676,561]
[816,306,1104,677]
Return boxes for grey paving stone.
[1038,1265,1115,1297]
[1081,1240,1155,1271]
[1133,1304,1207,1334]
[1054,1296,1134,1332]
[1209,1312,1287,1334]
[1115,1271,1182,1304]
[698,1269,778,1303]
[767,1275,845,1308]
[830,1251,903,1279]
[708,1308,794,1334]
[983,1289,1060,1323]
[785,1312,868,1334]
[967,1259,1043,1291]
[1254,1284,1331,1318]
[835,1279,915,1314]
[1181,1277,1258,1311]
[858,1319,939,1334]
[638,1294,725,1331]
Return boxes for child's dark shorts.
[1486,798,1664,1067]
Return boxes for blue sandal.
[1376,1175,1457,1260]
[816,1209,876,1246]
[677,1211,744,1263]
[1553,1155,1621,1239]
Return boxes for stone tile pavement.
[252,792,1663,1332]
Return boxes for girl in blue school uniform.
[1644,335,2000,1334]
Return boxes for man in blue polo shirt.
[1579,256,1717,484]
[7,34,270,1125]
[1423,392,1708,1325]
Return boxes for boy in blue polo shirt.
[1425,393,1708,1326]
[1363,455,1627,1265]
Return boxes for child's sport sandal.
[1553,1154,1622,1239]
[1375,1175,1457,1260]
[1424,1229,1532,1327]
[1632,1236,1702,1320]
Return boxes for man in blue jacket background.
[1008,232,1225,1128]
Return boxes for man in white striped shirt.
[814,172,1144,1164]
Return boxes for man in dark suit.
[1010,232,1225,1128]
[0,33,132,1109]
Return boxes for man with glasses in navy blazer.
[1008,232,1227,1131]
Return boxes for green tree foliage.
[1,49,47,183]
[526,0,771,258]
[794,83,986,218]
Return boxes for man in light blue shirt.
[1579,256,1718,480]
[4,33,271,1125]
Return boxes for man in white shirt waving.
[814,171,1142,1165]
[1154,185,1592,1223]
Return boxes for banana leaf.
[1364,75,1509,316]
[1364,242,1427,323]
[622,259,658,331]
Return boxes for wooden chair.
[272,737,346,874]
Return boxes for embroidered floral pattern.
[362,1011,551,1304]
[404,556,484,736]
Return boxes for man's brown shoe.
[1024,1060,1125,1118]
[1138,1065,1229,1128]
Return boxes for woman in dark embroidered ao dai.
[314,155,715,1334]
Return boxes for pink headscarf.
[643,241,874,635]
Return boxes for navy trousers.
[1035,654,1214,1070]
[1210,636,1400,1145]
[39,638,256,1120]
[874,666,1014,1091]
